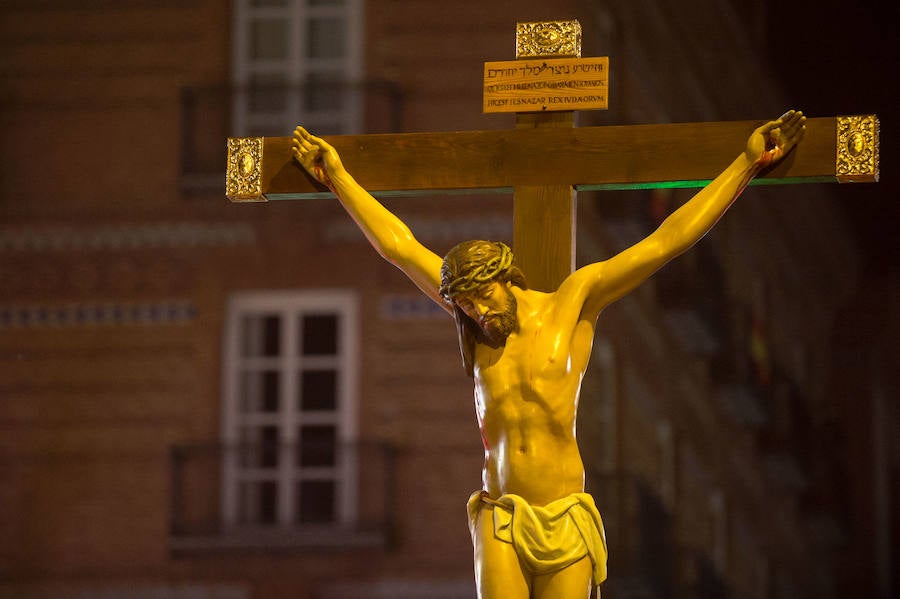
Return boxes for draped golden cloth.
[468,491,608,586]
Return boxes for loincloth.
[467,490,608,586]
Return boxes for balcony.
[168,440,395,553]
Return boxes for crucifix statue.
[226,20,879,599]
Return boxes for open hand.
[292,126,344,189]
[746,110,806,168]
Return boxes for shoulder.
[554,262,605,303]
[551,263,608,322]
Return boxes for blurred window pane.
[248,72,288,113]
[240,425,280,468]
[298,424,337,466]
[240,370,280,413]
[301,313,338,355]
[239,480,278,524]
[250,19,289,60]
[307,17,345,59]
[297,480,335,523]
[241,314,280,357]
[299,369,337,411]
[304,72,344,112]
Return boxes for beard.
[477,288,518,346]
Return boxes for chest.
[474,317,593,389]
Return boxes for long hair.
[439,240,527,377]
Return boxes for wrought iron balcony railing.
[168,440,396,552]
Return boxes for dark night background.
[767,0,898,274]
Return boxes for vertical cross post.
[511,21,582,292]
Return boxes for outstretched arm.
[292,127,448,311]
[569,110,807,319]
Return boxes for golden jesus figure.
[292,110,806,599]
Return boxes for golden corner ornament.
[226,137,265,202]
[484,20,608,114]
[836,114,879,182]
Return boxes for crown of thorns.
[439,242,514,302]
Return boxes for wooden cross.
[226,20,879,292]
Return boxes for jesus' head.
[439,240,528,375]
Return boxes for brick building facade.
[1,1,894,598]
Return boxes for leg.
[472,504,530,599]
[532,555,593,599]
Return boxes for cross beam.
[228,115,879,200]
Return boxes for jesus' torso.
[472,286,596,506]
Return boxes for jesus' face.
[454,280,518,344]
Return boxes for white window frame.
[231,0,365,136]
[221,289,359,529]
